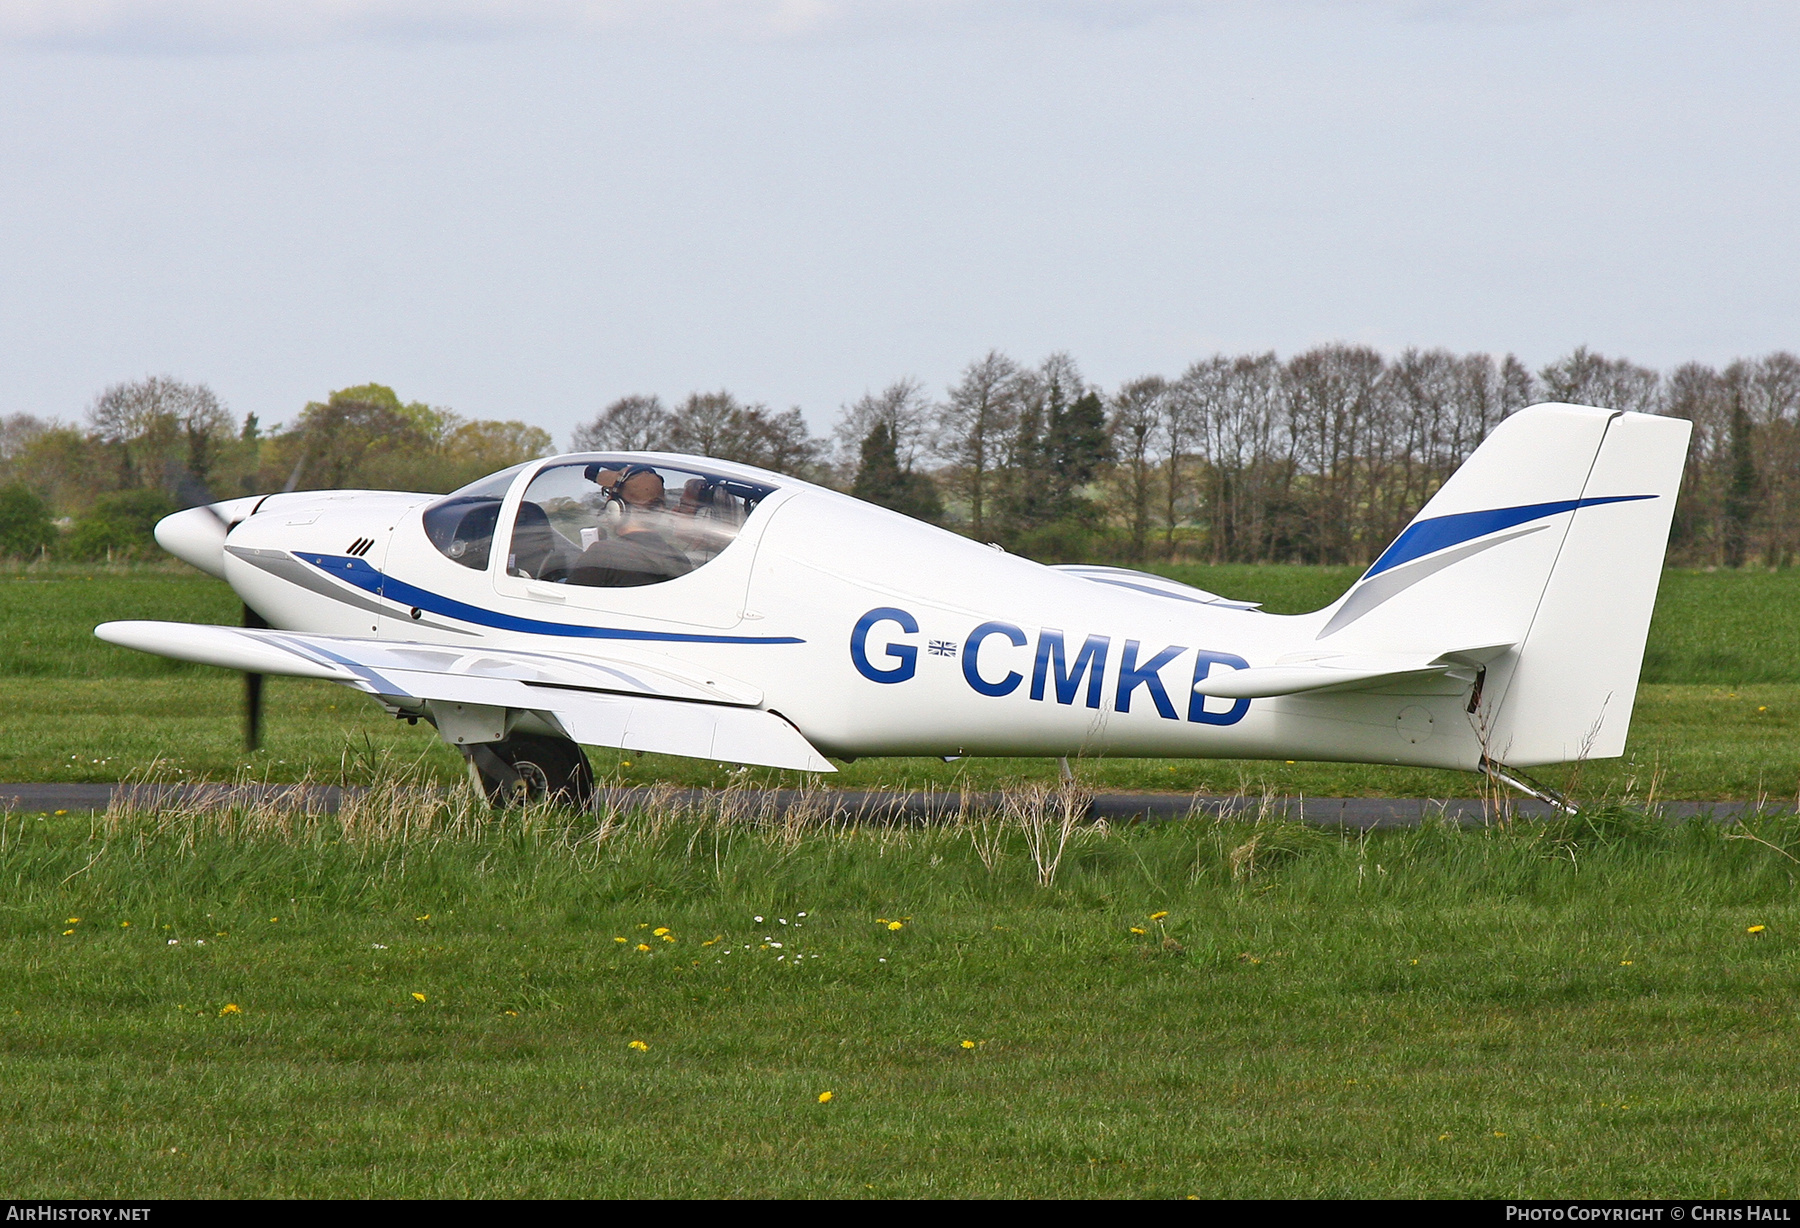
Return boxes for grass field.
[6,564,1799,1198]
[4,790,1799,1197]
[3,562,1796,800]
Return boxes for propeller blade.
[245,670,263,751]
[243,602,268,751]
[166,460,230,527]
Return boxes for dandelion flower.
[120,921,130,928]
[1149,911,1168,921]
[65,918,79,924]
[817,1091,833,1103]
[54,809,67,816]
[412,992,427,1002]
[661,934,676,943]
[504,1010,518,1017]
[219,1003,240,1015]
[628,1040,649,1051]
[61,929,73,936]
[1130,927,1146,935]
[1748,925,1767,934]
[701,936,722,947]
[637,943,651,952]
[414,914,429,922]
[614,937,627,943]
[887,921,903,931]
[653,928,670,937]
[961,1040,976,1050]
[1620,960,1633,966]
[269,918,279,923]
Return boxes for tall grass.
[12,757,1796,920]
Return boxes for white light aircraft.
[99,403,1690,809]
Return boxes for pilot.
[567,464,693,586]
[585,464,668,516]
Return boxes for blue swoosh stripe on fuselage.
[292,553,805,645]
[1365,495,1656,578]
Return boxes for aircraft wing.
[1192,645,1513,699]
[95,620,834,773]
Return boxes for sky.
[1,0,1796,444]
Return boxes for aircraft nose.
[154,505,231,578]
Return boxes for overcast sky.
[1,0,1796,443]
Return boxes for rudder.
[1484,410,1690,766]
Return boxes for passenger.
[672,478,739,558]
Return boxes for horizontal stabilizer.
[1051,565,1261,609]
[1192,645,1512,699]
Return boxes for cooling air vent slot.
[346,537,376,558]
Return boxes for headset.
[584,462,664,506]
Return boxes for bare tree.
[666,391,743,458]
[1284,345,1386,563]
[1538,347,1661,413]
[0,414,48,483]
[88,375,233,491]
[733,406,820,476]
[1107,376,1165,563]
[935,351,1021,539]
[1500,353,1536,415]
[1158,362,1207,556]
[665,391,819,476]
[832,378,935,484]
[571,395,672,452]
[1750,352,1800,566]
[1663,361,1727,563]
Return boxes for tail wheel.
[463,734,595,809]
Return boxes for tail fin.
[1315,403,1690,767]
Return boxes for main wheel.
[463,734,595,809]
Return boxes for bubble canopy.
[422,456,779,588]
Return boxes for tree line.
[574,345,1799,569]
[0,380,552,560]
[3,345,1795,567]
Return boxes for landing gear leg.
[463,734,596,809]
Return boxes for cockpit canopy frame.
[421,455,780,589]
